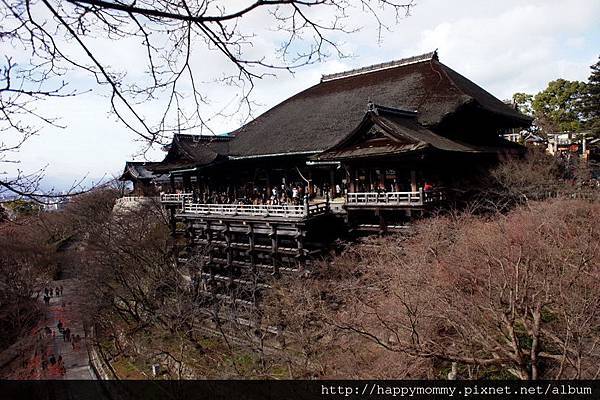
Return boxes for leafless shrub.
[466,148,599,213]
[264,199,600,379]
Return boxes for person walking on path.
[57,355,66,375]
[9,278,96,380]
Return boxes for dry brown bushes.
[264,199,600,379]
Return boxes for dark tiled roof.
[317,105,523,160]
[119,161,162,181]
[151,134,232,172]
[228,51,530,158]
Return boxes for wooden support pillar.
[394,169,401,191]
[266,169,272,198]
[169,174,175,192]
[303,195,309,215]
[329,168,336,198]
[169,207,176,236]
[347,165,356,193]
[205,220,214,282]
[224,222,233,286]
[296,229,305,271]
[410,169,417,192]
[247,223,256,274]
[307,170,314,196]
[377,208,387,235]
[270,224,279,276]
[183,174,192,192]
[196,172,202,201]
[187,224,195,248]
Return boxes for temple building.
[119,51,530,303]
[122,51,528,221]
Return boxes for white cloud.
[3,0,599,189]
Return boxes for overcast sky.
[6,0,600,190]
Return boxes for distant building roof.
[523,133,546,143]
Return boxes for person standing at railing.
[423,181,434,203]
[271,187,278,205]
[376,183,386,202]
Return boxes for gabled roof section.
[229,51,531,159]
[316,105,522,161]
[119,161,162,182]
[151,134,232,172]
[316,105,473,161]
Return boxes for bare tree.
[0,212,58,354]
[1,0,414,199]
[262,198,600,379]
[462,148,599,214]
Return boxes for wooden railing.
[160,193,193,203]
[117,196,159,204]
[346,190,443,206]
[307,201,329,216]
[181,201,328,219]
[423,190,444,203]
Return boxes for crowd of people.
[165,178,439,205]
[34,283,86,378]
[183,182,321,206]
[42,286,63,305]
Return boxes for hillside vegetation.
[265,198,600,379]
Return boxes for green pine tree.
[582,56,600,137]
[532,79,587,136]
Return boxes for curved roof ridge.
[321,50,437,82]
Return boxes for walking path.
[0,278,96,379]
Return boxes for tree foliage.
[513,56,600,137]
[531,79,587,135]
[582,56,600,135]
[512,92,533,117]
